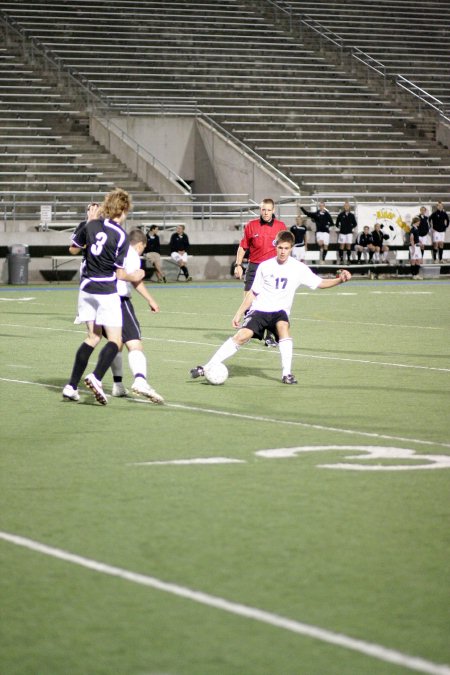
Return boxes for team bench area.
[1,244,449,284]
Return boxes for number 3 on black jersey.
[91,232,108,256]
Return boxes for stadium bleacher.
[281,0,450,108]
[1,0,449,210]
[0,0,448,280]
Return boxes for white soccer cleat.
[62,384,80,401]
[112,382,128,397]
[84,373,108,405]
[131,379,164,404]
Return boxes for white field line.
[0,532,448,675]
[1,322,449,373]
[1,378,449,450]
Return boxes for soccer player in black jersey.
[63,188,144,405]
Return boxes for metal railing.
[396,75,448,119]
[0,14,193,196]
[0,194,260,229]
[263,0,449,121]
[0,12,299,194]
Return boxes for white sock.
[278,338,293,377]
[205,337,240,368]
[111,351,123,378]
[128,349,147,380]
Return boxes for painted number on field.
[133,446,450,471]
[255,445,450,471]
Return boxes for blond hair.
[101,188,132,220]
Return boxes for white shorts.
[338,233,353,245]
[292,245,306,261]
[409,245,422,260]
[171,251,188,264]
[75,290,123,327]
[316,232,330,246]
[432,231,445,244]
[419,235,430,246]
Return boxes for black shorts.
[241,309,289,341]
[120,296,141,343]
[244,262,260,291]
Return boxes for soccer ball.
[204,362,229,385]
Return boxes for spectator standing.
[144,225,166,283]
[170,224,192,281]
[290,214,308,262]
[429,201,449,263]
[336,201,357,264]
[300,201,334,263]
[409,216,423,280]
[355,226,375,263]
[417,206,430,258]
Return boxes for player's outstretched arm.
[318,269,352,289]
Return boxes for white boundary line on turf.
[1,321,449,370]
[1,378,449,450]
[166,403,450,450]
[0,532,448,675]
[299,353,450,373]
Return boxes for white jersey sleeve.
[251,257,322,316]
[116,246,142,297]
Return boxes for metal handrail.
[265,0,448,121]
[396,75,448,119]
[0,11,299,197]
[0,14,193,195]
[351,47,387,79]
[198,112,299,193]
[0,195,261,228]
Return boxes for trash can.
[8,244,30,285]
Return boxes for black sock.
[433,249,437,260]
[322,249,327,261]
[339,251,344,263]
[69,342,94,389]
[113,375,122,383]
[93,341,119,381]
[438,249,443,261]
[183,267,189,278]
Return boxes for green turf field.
[1,279,449,675]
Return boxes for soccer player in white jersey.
[63,188,144,405]
[110,228,164,403]
[190,231,351,384]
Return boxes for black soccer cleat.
[282,374,298,385]
[190,365,205,379]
